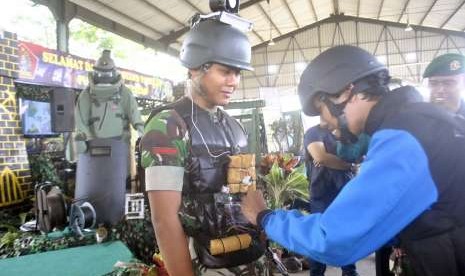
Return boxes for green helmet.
[423,53,465,78]
[179,19,253,71]
[298,45,388,116]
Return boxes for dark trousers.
[402,226,465,276]
[308,258,358,276]
[375,246,394,276]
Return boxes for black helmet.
[298,45,388,116]
[179,19,253,71]
[92,50,120,84]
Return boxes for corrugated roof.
[50,0,465,56]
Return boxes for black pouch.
[192,191,266,268]
[193,231,266,268]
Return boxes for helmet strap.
[322,95,358,144]
[193,71,208,96]
[189,71,212,107]
[322,96,350,117]
[337,114,359,144]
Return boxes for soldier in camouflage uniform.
[139,17,264,276]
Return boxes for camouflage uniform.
[139,106,200,233]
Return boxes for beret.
[423,53,465,78]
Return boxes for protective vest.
[366,86,465,273]
[148,97,265,268]
[75,82,144,142]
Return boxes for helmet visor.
[93,70,117,84]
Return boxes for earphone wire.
[189,81,231,159]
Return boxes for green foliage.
[260,154,308,209]
[0,230,100,259]
[28,152,63,186]
[70,21,121,56]
[13,10,56,48]
[70,20,133,60]
[0,230,20,250]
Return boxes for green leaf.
[144,110,172,134]
[261,158,309,209]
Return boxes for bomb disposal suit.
[74,50,144,226]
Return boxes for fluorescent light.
[405,52,417,62]
[405,22,413,32]
[268,65,278,74]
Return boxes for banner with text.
[17,41,173,100]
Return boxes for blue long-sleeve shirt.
[261,129,438,266]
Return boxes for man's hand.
[241,190,267,225]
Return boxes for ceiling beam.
[281,0,300,28]
[257,2,282,36]
[157,27,190,45]
[74,4,179,56]
[397,0,410,22]
[142,0,184,26]
[332,0,340,15]
[440,0,465,29]
[252,14,465,50]
[182,0,204,13]
[253,29,266,42]
[93,0,165,36]
[386,27,416,80]
[309,0,318,21]
[251,43,450,67]
[418,0,438,25]
[377,0,385,20]
[157,0,267,46]
[242,0,268,9]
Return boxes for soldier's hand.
[241,190,267,225]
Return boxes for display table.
[0,241,133,276]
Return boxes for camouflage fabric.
[139,107,202,232]
[115,207,158,264]
[140,109,188,168]
[0,229,113,259]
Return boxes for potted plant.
[259,153,308,210]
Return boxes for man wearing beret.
[423,53,465,118]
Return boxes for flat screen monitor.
[20,98,58,137]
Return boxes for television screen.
[20,99,57,137]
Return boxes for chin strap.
[337,114,359,144]
[322,96,359,144]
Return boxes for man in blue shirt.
[242,45,465,276]
[304,118,358,276]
